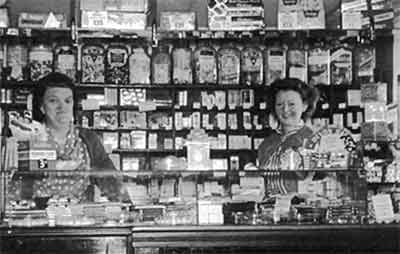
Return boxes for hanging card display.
[172,46,192,84]
[106,44,129,84]
[354,45,375,84]
[265,47,286,85]
[194,45,217,84]
[54,45,76,81]
[29,44,53,81]
[7,44,28,81]
[241,46,263,85]
[287,48,307,82]
[129,46,151,84]
[218,45,240,85]
[308,47,330,85]
[330,47,352,85]
[81,44,105,83]
[152,45,171,84]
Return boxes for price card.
[138,101,156,112]
[213,171,226,178]
[82,99,100,110]
[338,103,346,109]
[372,194,394,223]
[82,11,108,28]
[347,90,361,106]
[275,195,292,215]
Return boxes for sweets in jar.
[194,44,217,84]
[106,43,129,84]
[218,44,240,85]
[29,44,53,81]
[129,46,151,84]
[81,43,105,83]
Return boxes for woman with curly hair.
[258,78,319,170]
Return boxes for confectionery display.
[0,1,399,253]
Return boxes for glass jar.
[29,44,53,81]
[194,44,217,84]
[218,44,240,85]
[7,44,28,81]
[129,46,151,84]
[81,43,105,83]
[241,46,263,86]
[54,44,76,81]
[172,44,192,84]
[106,43,129,85]
[151,45,171,85]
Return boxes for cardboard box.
[18,12,67,28]
[17,140,57,170]
[81,11,147,29]
[80,0,149,12]
[208,0,264,30]
[160,11,195,31]
[198,200,224,225]
[278,0,325,30]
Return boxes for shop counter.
[0,224,399,253]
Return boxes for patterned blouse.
[257,126,314,170]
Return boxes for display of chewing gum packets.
[361,82,387,103]
[361,9,394,30]
[330,47,352,85]
[208,0,264,31]
[17,140,57,170]
[160,12,195,31]
[354,46,375,83]
[341,0,392,29]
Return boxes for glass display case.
[1,168,368,227]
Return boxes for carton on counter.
[17,140,57,170]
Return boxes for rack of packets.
[299,126,360,170]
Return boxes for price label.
[213,171,226,178]
[85,11,107,28]
[38,159,48,169]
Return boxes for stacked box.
[18,141,57,170]
[208,0,264,31]
[80,0,149,29]
[341,0,393,29]
[361,82,390,141]
[278,0,325,30]
[160,12,195,31]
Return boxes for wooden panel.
[132,225,400,251]
[2,236,127,254]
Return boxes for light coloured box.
[208,0,264,30]
[81,0,149,12]
[160,12,195,31]
[198,201,223,225]
[18,12,67,28]
[81,11,147,29]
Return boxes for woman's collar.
[276,120,305,135]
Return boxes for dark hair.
[270,78,319,120]
[32,72,77,122]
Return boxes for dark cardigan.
[79,128,116,170]
[78,128,122,201]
